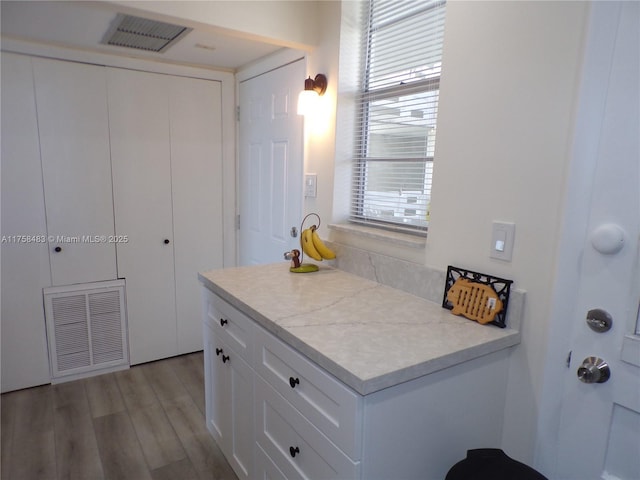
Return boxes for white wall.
[112,0,321,51]
[428,1,588,463]
[302,0,342,234]
[310,0,591,466]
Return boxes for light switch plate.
[304,174,317,198]
[490,221,515,261]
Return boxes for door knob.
[290,226,298,238]
[577,356,610,384]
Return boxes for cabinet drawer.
[256,376,360,480]
[254,326,362,460]
[255,444,287,480]
[202,289,253,363]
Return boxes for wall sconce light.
[297,74,327,116]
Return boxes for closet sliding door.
[108,68,224,364]
[108,68,177,364]
[169,76,223,354]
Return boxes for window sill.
[328,223,426,249]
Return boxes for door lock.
[290,226,298,238]
[586,308,613,333]
[577,356,610,384]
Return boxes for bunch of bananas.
[301,225,336,261]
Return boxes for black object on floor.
[445,449,548,480]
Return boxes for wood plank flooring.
[1,352,239,480]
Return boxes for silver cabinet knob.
[577,356,610,384]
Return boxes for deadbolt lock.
[577,356,610,384]
[586,308,613,333]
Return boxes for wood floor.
[1,352,239,480]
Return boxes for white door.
[553,3,640,478]
[33,58,117,285]
[169,75,224,355]
[108,68,177,364]
[1,53,52,392]
[239,60,304,265]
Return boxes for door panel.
[228,346,254,480]
[239,60,304,265]
[169,75,224,354]
[554,3,639,478]
[107,68,177,364]
[1,53,52,392]
[270,141,289,242]
[33,58,116,285]
[205,324,229,446]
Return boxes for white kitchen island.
[199,263,520,480]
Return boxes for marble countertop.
[199,263,520,395]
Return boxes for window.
[351,0,446,234]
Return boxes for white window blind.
[351,0,446,233]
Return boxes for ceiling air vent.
[102,14,192,53]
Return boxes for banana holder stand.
[284,213,335,273]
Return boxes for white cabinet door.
[108,68,177,364]
[170,76,224,354]
[255,445,288,480]
[205,325,254,480]
[204,323,229,445]
[1,53,52,392]
[32,58,116,285]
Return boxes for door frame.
[235,48,307,265]
[535,1,640,475]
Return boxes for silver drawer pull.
[289,376,300,389]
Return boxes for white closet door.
[108,68,177,364]
[32,58,116,285]
[169,76,224,354]
[1,53,52,392]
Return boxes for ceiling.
[0,1,287,71]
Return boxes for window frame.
[350,0,445,235]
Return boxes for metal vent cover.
[102,14,191,53]
[44,280,129,380]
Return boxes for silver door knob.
[577,356,610,384]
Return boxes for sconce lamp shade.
[297,74,327,116]
[297,89,318,115]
